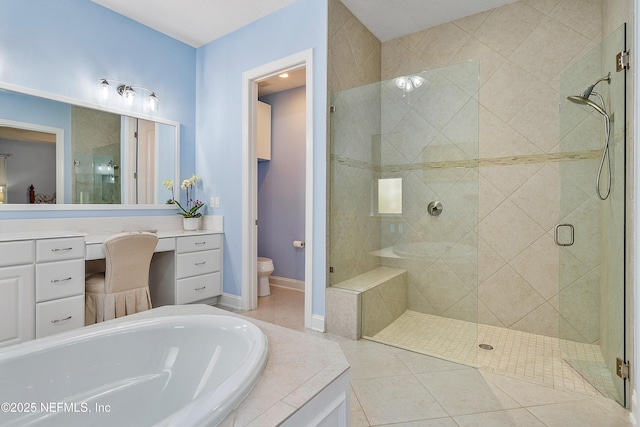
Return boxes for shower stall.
[328,24,627,405]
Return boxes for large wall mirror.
[0,87,179,207]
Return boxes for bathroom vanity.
[86,231,223,307]
[0,232,86,347]
[0,224,224,349]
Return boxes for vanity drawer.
[36,238,85,263]
[35,295,84,339]
[176,234,221,254]
[0,240,33,267]
[176,272,221,304]
[36,259,85,302]
[176,250,220,279]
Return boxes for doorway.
[241,49,315,329]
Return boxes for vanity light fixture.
[99,79,159,111]
[279,73,289,78]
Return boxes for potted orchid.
[163,175,204,230]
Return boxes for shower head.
[581,73,611,99]
[566,73,611,117]
[567,94,609,117]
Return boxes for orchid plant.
[163,175,204,218]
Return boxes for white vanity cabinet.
[150,233,223,306]
[34,237,85,338]
[0,241,35,348]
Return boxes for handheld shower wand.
[566,73,612,200]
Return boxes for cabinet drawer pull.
[195,241,207,246]
[51,247,73,253]
[195,286,206,291]
[51,277,73,284]
[194,261,206,266]
[51,316,72,324]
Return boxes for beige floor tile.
[398,350,470,374]
[352,375,449,425]
[377,418,458,427]
[416,369,520,416]
[342,343,413,380]
[350,408,370,427]
[227,283,629,426]
[526,400,631,427]
[454,408,546,426]
[480,371,584,407]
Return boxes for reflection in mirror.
[0,120,62,204]
[0,87,179,205]
[72,106,121,204]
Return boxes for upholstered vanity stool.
[85,231,159,325]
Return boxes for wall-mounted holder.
[427,201,443,216]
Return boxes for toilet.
[257,257,274,296]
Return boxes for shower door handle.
[554,224,574,247]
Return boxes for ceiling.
[91,0,517,95]
[258,68,306,97]
[92,0,518,47]
[341,0,518,42]
[91,0,299,48]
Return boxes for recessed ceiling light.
[279,73,289,78]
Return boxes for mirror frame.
[0,82,180,211]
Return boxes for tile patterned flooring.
[237,286,631,427]
[368,310,619,400]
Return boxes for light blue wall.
[0,0,196,217]
[156,123,176,204]
[258,86,306,282]
[195,0,328,315]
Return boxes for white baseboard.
[631,391,638,427]
[270,275,305,292]
[310,314,325,332]
[216,293,243,311]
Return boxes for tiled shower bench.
[326,267,407,340]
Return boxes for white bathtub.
[0,314,268,427]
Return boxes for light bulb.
[148,93,159,111]
[100,80,110,100]
[410,76,424,89]
[395,77,407,89]
[123,87,136,106]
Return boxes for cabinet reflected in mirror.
[0,87,179,206]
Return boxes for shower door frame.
[558,22,628,406]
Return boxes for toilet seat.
[258,257,273,265]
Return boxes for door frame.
[241,49,314,329]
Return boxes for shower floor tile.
[366,310,619,400]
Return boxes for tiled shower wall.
[327,0,633,345]
[328,0,381,285]
[379,0,605,340]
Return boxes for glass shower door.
[558,24,626,405]
[329,61,479,366]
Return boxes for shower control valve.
[427,201,443,216]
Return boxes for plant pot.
[183,217,200,231]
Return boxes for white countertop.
[0,230,87,242]
[84,229,222,245]
[0,229,222,244]
[120,305,350,427]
